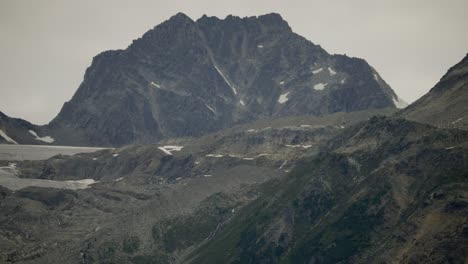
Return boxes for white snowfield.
[373,73,380,81]
[452,117,464,124]
[205,103,216,114]
[278,92,290,104]
[279,160,288,170]
[28,130,55,143]
[214,64,238,95]
[150,81,161,88]
[0,163,97,191]
[0,144,107,161]
[285,144,312,149]
[0,129,18,144]
[206,154,224,158]
[314,83,327,91]
[158,145,184,155]
[312,68,323,74]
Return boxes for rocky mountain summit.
[2,13,404,147]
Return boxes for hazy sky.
[1,0,467,124]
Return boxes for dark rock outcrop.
[46,13,400,146]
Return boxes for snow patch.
[300,125,312,128]
[242,157,254,160]
[341,78,346,84]
[445,146,456,150]
[328,67,336,76]
[240,100,245,106]
[150,81,161,88]
[278,92,290,104]
[158,145,184,156]
[285,144,312,149]
[115,177,124,182]
[203,174,212,177]
[314,83,327,90]
[0,163,18,174]
[452,117,464,124]
[214,64,237,95]
[28,130,55,143]
[246,129,257,133]
[206,154,224,158]
[113,154,119,157]
[392,96,408,109]
[373,73,380,81]
[257,44,264,48]
[62,179,98,188]
[205,103,215,114]
[312,68,323,74]
[0,129,18,144]
[279,160,288,170]
[279,81,285,85]
[92,158,97,161]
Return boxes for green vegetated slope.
[187,117,468,264]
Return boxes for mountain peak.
[169,12,193,23]
[196,13,291,32]
[49,12,400,146]
[257,12,286,22]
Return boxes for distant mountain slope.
[45,13,401,146]
[401,54,468,130]
[0,111,54,145]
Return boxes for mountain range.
[0,13,466,264]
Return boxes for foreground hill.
[1,113,466,264]
[0,109,393,263]
[188,117,468,264]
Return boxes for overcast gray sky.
[1,0,467,124]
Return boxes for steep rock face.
[48,13,400,146]
[401,54,468,130]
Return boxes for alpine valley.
[0,13,466,264]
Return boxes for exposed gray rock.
[46,13,399,146]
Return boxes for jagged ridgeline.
[40,13,402,146]
[1,12,466,264]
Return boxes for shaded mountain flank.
[1,13,404,147]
